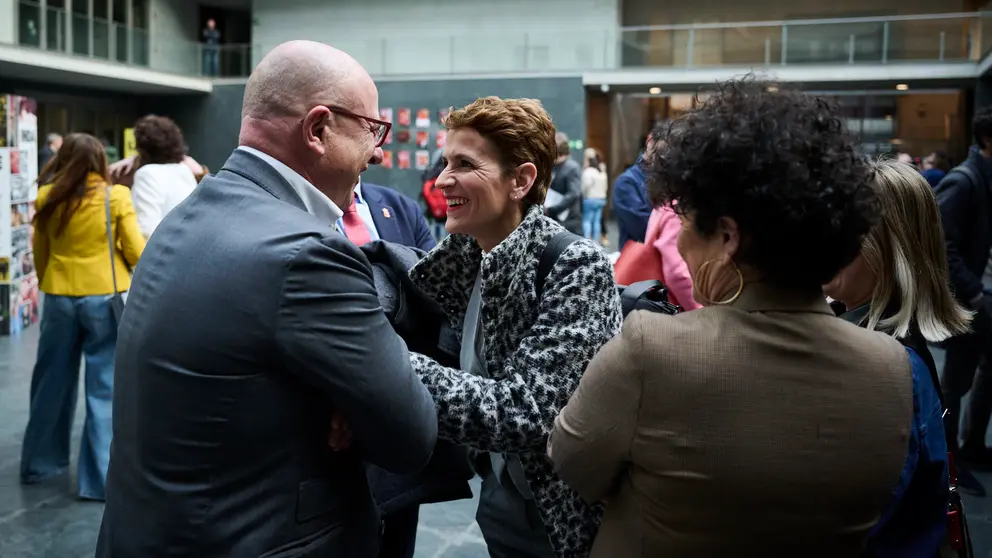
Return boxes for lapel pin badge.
[382,208,392,219]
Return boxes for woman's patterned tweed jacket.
[409,204,623,557]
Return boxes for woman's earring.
[695,259,744,306]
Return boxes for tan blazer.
[549,282,914,558]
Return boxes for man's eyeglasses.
[317,105,392,147]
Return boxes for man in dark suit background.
[97,40,437,558]
[337,178,436,251]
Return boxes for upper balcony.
[1,0,252,94]
[2,6,992,91]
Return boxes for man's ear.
[301,106,330,156]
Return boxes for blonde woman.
[825,159,968,557]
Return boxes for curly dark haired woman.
[130,115,198,238]
[550,78,922,557]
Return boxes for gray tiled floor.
[0,304,990,556]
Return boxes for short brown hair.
[134,114,186,165]
[443,97,556,206]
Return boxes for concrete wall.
[0,0,15,44]
[148,0,200,74]
[250,0,620,76]
[141,82,245,172]
[151,76,586,201]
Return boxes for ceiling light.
[649,87,661,95]
[896,84,909,91]
[767,86,779,92]
[885,115,893,121]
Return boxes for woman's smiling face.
[436,127,530,251]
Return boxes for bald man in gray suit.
[96,41,437,558]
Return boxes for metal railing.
[12,0,253,78]
[8,3,992,80]
[620,12,989,69]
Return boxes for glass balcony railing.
[6,4,992,81]
[620,12,987,69]
[11,0,254,78]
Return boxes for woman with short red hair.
[408,97,622,557]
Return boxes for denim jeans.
[21,294,117,500]
[203,48,219,76]
[582,198,606,241]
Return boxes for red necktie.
[341,199,372,245]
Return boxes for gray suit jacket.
[96,148,437,558]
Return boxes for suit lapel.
[363,185,404,244]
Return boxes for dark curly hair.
[134,115,186,165]
[648,77,879,288]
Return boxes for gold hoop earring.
[695,259,744,306]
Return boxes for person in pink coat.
[646,204,702,310]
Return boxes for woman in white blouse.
[580,148,608,244]
[130,115,198,238]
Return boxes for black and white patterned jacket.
[409,205,623,557]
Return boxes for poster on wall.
[0,96,8,148]
[397,150,410,170]
[15,96,38,193]
[0,148,11,259]
[11,202,35,228]
[436,130,446,149]
[415,150,430,171]
[416,131,429,149]
[380,109,394,145]
[123,127,137,160]
[0,93,39,335]
[415,109,431,128]
[397,108,411,127]
[10,225,33,281]
[10,273,39,335]
[381,151,393,169]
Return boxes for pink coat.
[646,206,702,310]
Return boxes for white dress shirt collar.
[237,146,343,224]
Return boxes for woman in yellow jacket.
[20,133,144,501]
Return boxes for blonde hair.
[860,160,972,342]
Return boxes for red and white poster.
[416,130,429,149]
[397,108,411,127]
[397,150,411,170]
[415,109,431,128]
[436,130,446,149]
[415,150,430,171]
[381,151,393,169]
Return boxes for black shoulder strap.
[950,164,980,192]
[536,230,583,301]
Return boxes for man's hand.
[327,411,353,451]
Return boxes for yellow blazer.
[34,173,145,296]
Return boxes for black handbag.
[104,186,126,323]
